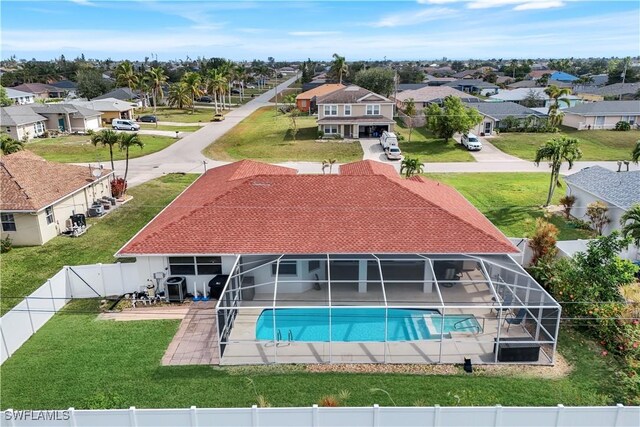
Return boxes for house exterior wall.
[69,116,101,133]
[4,122,46,141]
[317,103,394,121]
[566,184,626,236]
[562,114,638,130]
[40,113,71,132]
[1,213,43,246]
[100,109,134,125]
[296,98,310,113]
[470,117,497,136]
[9,94,35,105]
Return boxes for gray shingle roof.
[317,85,392,104]
[31,104,101,118]
[563,101,640,116]
[445,79,499,89]
[0,106,47,126]
[93,87,139,101]
[578,82,639,96]
[565,166,640,209]
[5,87,35,99]
[464,102,546,120]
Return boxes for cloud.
[419,0,567,10]
[69,0,97,6]
[372,7,457,27]
[289,31,342,37]
[513,1,565,10]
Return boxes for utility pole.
[274,67,279,112]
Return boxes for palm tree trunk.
[109,145,115,171]
[214,92,219,114]
[124,148,130,183]
[545,165,558,206]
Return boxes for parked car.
[246,84,256,89]
[138,115,157,123]
[112,119,140,131]
[231,89,241,95]
[385,146,402,160]
[212,113,225,122]
[461,133,482,151]
[197,96,213,103]
[379,131,398,149]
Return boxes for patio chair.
[491,292,513,316]
[503,308,527,331]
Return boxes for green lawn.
[204,107,363,163]
[395,120,475,162]
[139,124,202,132]
[425,173,594,239]
[491,127,639,161]
[26,134,178,163]
[0,302,623,409]
[0,174,198,314]
[141,107,223,123]
[269,88,301,103]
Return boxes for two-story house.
[316,85,395,139]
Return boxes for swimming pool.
[255,308,480,342]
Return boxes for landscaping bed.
[26,134,178,163]
[490,127,639,161]
[203,107,363,163]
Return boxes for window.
[324,125,338,135]
[366,104,380,115]
[196,256,222,275]
[344,105,351,116]
[309,260,321,272]
[1,213,16,232]
[323,105,338,116]
[169,257,195,275]
[301,100,307,107]
[272,261,297,276]
[595,116,605,126]
[34,122,44,134]
[45,206,55,225]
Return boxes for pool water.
[255,308,480,342]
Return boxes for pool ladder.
[276,329,294,346]
[453,317,483,334]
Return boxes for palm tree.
[620,204,640,247]
[206,69,227,113]
[544,85,572,128]
[181,72,203,113]
[119,133,144,184]
[0,135,24,154]
[404,98,416,142]
[90,129,120,170]
[218,61,235,108]
[400,157,424,178]
[534,137,582,207]
[235,65,248,101]
[146,67,167,115]
[322,158,337,174]
[167,82,191,110]
[632,139,640,164]
[115,60,138,94]
[331,53,348,84]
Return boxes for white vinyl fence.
[2,405,638,427]
[0,262,141,365]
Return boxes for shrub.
[528,218,558,266]
[318,395,340,407]
[1,234,12,253]
[558,195,576,219]
[111,177,127,198]
[568,218,592,230]
[586,201,610,235]
[317,130,324,139]
[614,121,631,131]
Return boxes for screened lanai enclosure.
[215,254,561,366]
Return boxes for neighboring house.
[5,87,36,105]
[116,159,561,366]
[30,104,102,133]
[565,166,640,239]
[506,79,572,90]
[423,76,457,86]
[0,106,46,141]
[464,102,546,136]
[489,88,582,109]
[295,83,344,113]
[11,83,65,99]
[562,101,640,130]
[444,79,499,96]
[394,86,479,111]
[575,82,640,102]
[396,83,429,92]
[549,71,579,82]
[527,70,558,80]
[316,85,395,138]
[94,87,141,104]
[68,98,136,124]
[50,80,78,97]
[0,151,113,246]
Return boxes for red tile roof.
[1,151,112,211]
[117,160,517,255]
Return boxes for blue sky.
[2,0,639,61]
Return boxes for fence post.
[24,297,35,334]
[494,404,502,427]
[68,407,77,427]
[555,404,564,427]
[119,262,126,295]
[190,406,198,427]
[312,404,319,427]
[433,404,441,427]
[613,403,624,427]
[129,406,137,427]
[251,405,258,427]
[65,266,73,300]
[99,263,107,296]
[48,280,56,313]
[372,404,380,427]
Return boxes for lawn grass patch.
[0,174,198,314]
[26,134,178,163]
[0,304,622,409]
[395,120,475,162]
[204,107,363,163]
[491,127,639,161]
[141,107,220,123]
[139,124,202,132]
[425,172,594,239]
[269,88,301,103]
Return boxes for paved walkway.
[161,301,220,366]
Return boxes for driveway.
[463,137,524,163]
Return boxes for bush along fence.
[0,262,141,364]
[2,404,639,427]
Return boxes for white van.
[379,131,398,149]
[461,133,482,151]
[112,119,140,131]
